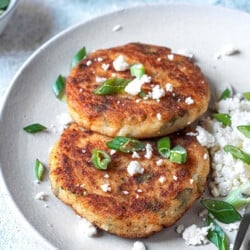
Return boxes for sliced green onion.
[213,113,231,127]
[205,215,229,250]
[243,92,250,101]
[219,88,231,101]
[106,136,145,153]
[138,91,147,98]
[23,123,47,133]
[94,78,131,95]
[223,145,250,164]
[130,63,145,78]
[224,183,250,209]
[0,0,10,9]
[91,149,111,170]
[169,145,187,164]
[35,159,45,181]
[201,199,242,224]
[53,75,66,100]
[157,137,171,158]
[71,47,87,68]
[237,125,250,138]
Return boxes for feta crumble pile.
[196,93,250,197]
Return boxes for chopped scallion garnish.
[53,75,66,100]
[130,63,145,78]
[35,159,45,181]
[169,145,187,164]
[243,92,250,101]
[157,137,171,158]
[213,113,231,127]
[71,47,87,68]
[106,136,145,153]
[0,0,10,10]
[223,145,250,164]
[237,125,250,138]
[201,199,242,224]
[94,78,131,95]
[23,123,47,133]
[91,149,111,170]
[205,215,229,250]
[219,88,231,100]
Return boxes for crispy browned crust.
[66,43,210,139]
[49,123,210,238]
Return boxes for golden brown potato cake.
[49,123,209,238]
[66,43,210,139]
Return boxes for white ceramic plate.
[1,4,250,250]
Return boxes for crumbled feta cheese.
[132,151,140,159]
[156,159,163,166]
[182,224,213,246]
[127,161,144,176]
[165,83,173,92]
[86,60,92,66]
[97,57,103,62]
[78,217,97,237]
[122,190,129,195]
[148,85,165,100]
[214,44,239,59]
[186,132,197,136]
[100,183,111,192]
[113,55,129,71]
[156,113,162,121]
[176,49,194,59]
[124,74,151,96]
[157,57,161,62]
[112,24,122,32]
[196,126,215,147]
[159,176,166,183]
[110,149,116,155]
[144,143,153,159]
[198,94,250,196]
[176,224,185,234]
[104,174,109,179]
[51,113,73,134]
[203,153,208,160]
[96,76,107,83]
[35,192,47,201]
[185,96,194,105]
[137,189,143,193]
[132,241,146,250]
[101,63,110,71]
[167,54,174,61]
[189,179,194,184]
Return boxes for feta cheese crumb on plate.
[214,44,239,59]
[35,192,48,201]
[196,93,250,197]
[77,217,97,237]
[182,224,213,246]
[112,24,122,32]
[132,241,146,250]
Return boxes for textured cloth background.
[0,0,249,249]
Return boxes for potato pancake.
[66,43,210,139]
[49,123,209,238]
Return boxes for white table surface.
[1,0,250,249]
